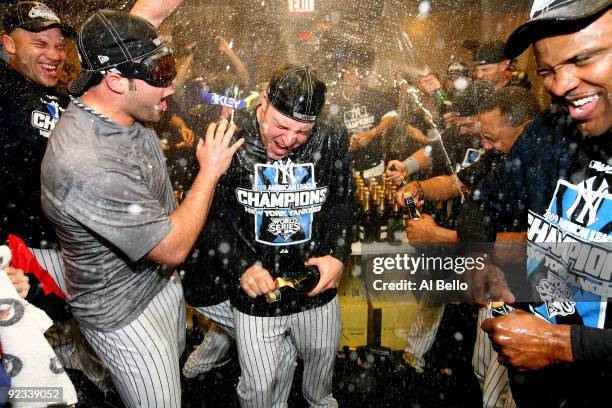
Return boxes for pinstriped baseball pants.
[79,275,186,408]
[473,308,517,408]
[187,300,299,404]
[234,296,341,408]
[30,247,111,391]
[183,301,236,378]
[404,300,446,372]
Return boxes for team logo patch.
[535,272,576,318]
[343,105,375,133]
[28,3,60,22]
[31,97,63,138]
[3,354,22,378]
[456,148,482,172]
[49,356,65,374]
[236,159,328,246]
[527,161,611,325]
[0,298,25,327]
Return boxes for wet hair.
[478,86,540,127]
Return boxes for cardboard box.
[338,273,368,350]
[367,282,418,350]
[368,300,418,350]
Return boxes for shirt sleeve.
[63,170,172,262]
[571,325,612,364]
[319,126,353,262]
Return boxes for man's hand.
[404,213,456,243]
[349,131,374,151]
[130,0,182,28]
[240,263,276,299]
[419,74,442,96]
[176,125,195,148]
[386,160,408,185]
[482,309,573,371]
[463,262,515,307]
[170,115,195,148]
[218,36,232,53]
[196,119,244,180]
[305,256,343,297]
[6,267,29,299]
[443,112,458,126]
[185,41,197,53]
[395,182,425,208]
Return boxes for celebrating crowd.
[0,0,609,407]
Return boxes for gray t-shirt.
[41,101,176,331]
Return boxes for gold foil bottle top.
[265,277,297,303]
[364,190,371,212]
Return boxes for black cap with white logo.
[505,0,611,58]
[1,1,75,36]
[68,10,167,95]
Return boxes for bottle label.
[379,226,387,240]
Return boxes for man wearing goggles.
[41,10,243,407]
[114,46,177,88]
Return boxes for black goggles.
[117,47,177,87]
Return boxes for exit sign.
[289,0,314,12]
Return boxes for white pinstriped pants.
[183,301,236,378]
[403,300,446,372]
[234,296,341,408]
[187,300,299,404]
[30,247,111,391]
[473,308,517,408]
[79,275,186,408]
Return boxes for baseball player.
[0,0,115,392]
[40,10,242,407]
[399,86,541,408]
[186,64,352,407]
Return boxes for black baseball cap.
[473,40,508,66]
[267,64,327,123]
[68,10,173,95]
[1,1,75,36]
[505,0,611,58]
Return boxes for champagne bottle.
[403,192,421,220]
[361,190,374,243]
[387,201,403,245]
[265,265,320,303]
[376,196,388,242]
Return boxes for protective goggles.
[116,46,177,87]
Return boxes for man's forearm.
[130,0,182,27]
[495,232,527,242]
[434,226,458,243]
[420,175,464,201]
[224,47,250,83]
[146,171,218,265]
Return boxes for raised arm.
[130,0,183,28]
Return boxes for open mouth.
[40,63,59,77]
[567,94,600,121]
[272,140,290,157]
